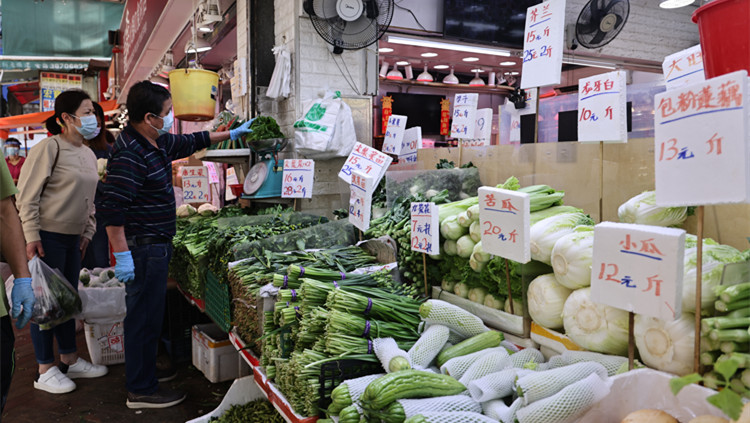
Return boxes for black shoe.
[156,366,177,382]
[126,387,186,409]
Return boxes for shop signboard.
[451,93,479,139]
[338,142,393,187]
[663,45,705,91]
[398,127,422,164]
[382,114,408,155]
[40,72,83,112]
[478,187,530,263]
[349,171,374,232]
[577,70,628,143]
[461,108,493,147]
[520,0,565,89]
[591,222,685,320]
[282,159,315,199]
[410,202,439,255]
[182,166,210,203]
[654,70,750,206]
[120,0,170,82]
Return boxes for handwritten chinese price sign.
[577,70,627,143]
[410,202,439,255]
[591,222,685,320]
[282,159,314,199]
[654,70,750,206]
[399,127,422,164]
[382,114,408,155]
[182,166,210,203]
[520,0,565,89]
[451,93,479,139]
[338,142,393,187]
[461,108,493,147]
[477,187,530,263]
[349,171,374,232]
[663,45,704,91]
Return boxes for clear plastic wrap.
[385,168,482,207]
[232,220,356,260]
[28,256,82,330]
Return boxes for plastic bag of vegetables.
[28,256,82,330]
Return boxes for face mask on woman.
[73,114,100,140]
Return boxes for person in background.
[81,102,114,269]
[15,89,108,395]
[99,80,254,409]
[0,159,34,411]
[4,138,25,185]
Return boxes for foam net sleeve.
[467,368,531,402]
[398,394,482,418]
[342,373,385,404]
[548,350,628,377]
[458,348,510,385]
[405,411,502,423]
[508,348,546,368]
[421,300,489,338]
[373,337,411,373]
[408,324,450,369]
[515,373,611,423]
[440,347,507,380]
[515,361,608,405]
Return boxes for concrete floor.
[2,318,233,422]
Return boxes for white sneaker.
[34,366,76,394]
[62,357,108,379]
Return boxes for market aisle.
[2,322,232,422]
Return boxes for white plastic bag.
[78,284,126,323]
[267,44,291,99]
[294,91,355,159]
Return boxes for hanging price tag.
[181,166,210,203]
[282,159,314,198]
[382,114,408,155]
[520,0,565,89]
[478,187,530,263]
[338,142,393,187]
[451,93,479,139]
[578,70,628,143]
[591,222,685,320]
[349,171,374,232]
[663,44,705,91]
[654,70,750,206]
[410,202,439,254]
[398,127,422,164]
[204,162,220,184]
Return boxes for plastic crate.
[317,359,383,417]
[192,323,251,383]
[205,270,232,333]
[84,321,125,365]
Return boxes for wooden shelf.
[380,76,515,94]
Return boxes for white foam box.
[579,368,730,422]
[192,323,250,383]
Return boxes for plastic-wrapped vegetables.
[618,191,689,227]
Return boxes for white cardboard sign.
[451,93,479,139]
[520,0,565,89]
[654,70,750,206]
[410,202,439,255]
[338,142,393,187]
[398,127,422,164]
[205,162,220,184]
[349,171,374,232]
[282,159,314,198]
[181,166,210,203]
[577,70,628,143]
[477,187,531,263]
[504,104,522,143]
[663,45,705,91]
[382,114,408,155]
[461,108,493,147]
[591,222,685,321]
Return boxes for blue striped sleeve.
[166,131,211,161]
[98,147,146,227]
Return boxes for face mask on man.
[5,147,19,157]
[149,110,174,136]
[73,114,100,140]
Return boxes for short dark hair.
[5,138,20,146]
[45,89,91,135]
[126,81,171,123]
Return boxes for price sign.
[591,222,685,320]
[181,166,210,203]
[654,70,750,206]
[461,108,493,147]
[451,93,479,139]
[225,167,239,201]
[503,103,522,143]
[663,45,705,91]
[282,159,315,198]
[398,127,422,164]
[349,171,374,232]
[338,142,393,187]
[382,114,408,155]
[520,0,565,89]
[578,70,627,143]
[477,186,530,263]
[410,202,439,254]
[204,162,220,184]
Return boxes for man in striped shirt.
[99,81,253,409]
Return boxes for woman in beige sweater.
[16,90,108,394]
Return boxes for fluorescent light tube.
[387,35,511,57]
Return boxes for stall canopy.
[0,99,119,138]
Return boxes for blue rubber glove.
[229,118,255,141]
[113,251,135,283]
[10,277,34,329]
